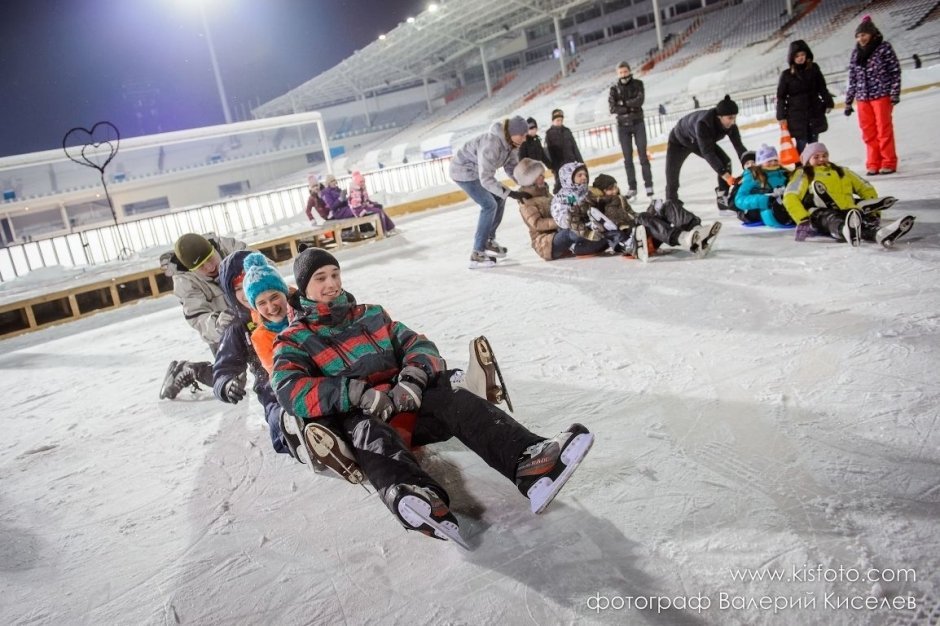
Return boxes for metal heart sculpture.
[62,121,120,173]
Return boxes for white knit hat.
[513,158,546,187]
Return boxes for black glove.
[389,366,428,413]
[844,104,854,117]
[339,189,348,202]
[348,380,394,421]
[223,377,246,403]
[890,95,900,105]
[508,190,533,201]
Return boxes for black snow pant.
[810,209,880,242]
[328,373,544,503]
[664,138,732,201]
[617,121,653,192]
[638,199,702,246]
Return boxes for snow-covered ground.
[2,86,940,625]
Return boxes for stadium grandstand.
[1,0,938,273]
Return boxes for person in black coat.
[776,40,834,153]
[664,95,749,201]
[544,109,584,194]
[212,250,295,459]
[608,61,653,198]
[517,117,552,169]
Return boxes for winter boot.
[841,209,862,247]
[159,360,185,400]
[301,422,364,483]
[385,484,468,549]
[457,336,513,411]
[469,250,497,269]
[857,196,898,215]
[876,215,915,248]
[676,228,702,255]
[694,221,722,258]
[485,238,507,258]
[716,186,731,211]
[515,424,595,514]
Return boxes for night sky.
[0,0,427,158]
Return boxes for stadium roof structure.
[253,0,596,118]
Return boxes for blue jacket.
[213,251,289,455]
[734,167,789,211]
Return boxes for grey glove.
[389,366,428,413]
[223,377,246,403]
[348,380,394,421]
[217,310,236,330]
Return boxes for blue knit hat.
[242,252,289,308]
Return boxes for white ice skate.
[695,221,722,258]
[876,215,915,248]
[457,336,513,411]
[841,209,862,247]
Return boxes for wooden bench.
[298,214,385,251]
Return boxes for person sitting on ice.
[347,170,397,234]
[783,142,914,247]
[515,158,608,260]
[549,161,629,256]
[271,247,594,547]
[159,232,247,400]
[211,250,299,460]
[733,144,795,228]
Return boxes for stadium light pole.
[198,0,234,124]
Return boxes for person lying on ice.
[270,247,594,547]
[783,142,914,247]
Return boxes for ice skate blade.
[399,498,470,550]
[528,432,595,514]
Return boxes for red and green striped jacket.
[271,291,446,420]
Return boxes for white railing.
[0,156,455,283]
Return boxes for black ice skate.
[515,424,594,514]
[462,336,513,411]
[159,360,183,400]
[386,484,469,549]
[856,196,898,215]
[841,209,863,247]
[876,215,915,248]
[300,421,364,484]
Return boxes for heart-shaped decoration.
[62,121,120,172]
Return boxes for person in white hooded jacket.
[449,116,532,269]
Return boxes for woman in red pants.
[844,16,902,175]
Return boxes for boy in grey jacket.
[159,232,246,399]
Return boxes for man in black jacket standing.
[544,108,584,194]
[664,94,749,202]
[609,62,653,198]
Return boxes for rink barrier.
[0,224,387,340]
